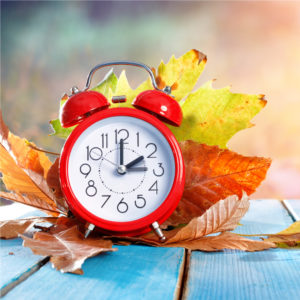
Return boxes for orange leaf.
[0,191,61,217]
[167,232,276,251]
[22,225,116,274]
[166,141,271,226]
[0,111,67,215]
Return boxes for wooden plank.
[283,199,300,221]
[3,246,185,300]
[183,200,300,300]
[0,238,47,297]
[0,209,49,296]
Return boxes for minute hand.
[125,156,144,169]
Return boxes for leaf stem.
[26,141,60,156]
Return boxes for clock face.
[67,116,176,222]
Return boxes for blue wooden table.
[1,199,299,300]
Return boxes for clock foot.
[84,223,95,239]
[151,221,166,243]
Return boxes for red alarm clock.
[59,61,185,242]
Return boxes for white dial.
[68,116,175,222]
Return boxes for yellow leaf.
[277,221,300,235]
[156,49,207,101]
[263,221,300,248]
[170,81,267,148]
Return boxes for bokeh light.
[1,1,300,199]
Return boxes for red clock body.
[59,107,185,236]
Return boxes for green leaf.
[49,119,76,140]
[50,71,118,139]
[169,81,267,148]
[92,69,118,98]
[49,50,267,147]
[110,71,153,108]
[156,49,207,101]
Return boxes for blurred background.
[1,1,300,199]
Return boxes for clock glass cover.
[67,116,176,222]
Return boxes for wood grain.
[3,245,185,300]
[0,238,46,297]
[183,200,300,300]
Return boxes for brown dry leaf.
[113,193,250,247]
[264,233,300,248]
[48,216,83,234]
[164,193,249,244]
[263,221,300,248]
[22,225,116,274]
[165,141,271,226]
[46,158,68,211]
[166,232,276,251]
[0,111,67,215]
[0,217,58,239]
[0,191,61,216]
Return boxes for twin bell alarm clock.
[59,61,185,242]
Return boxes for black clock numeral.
[153,163,164,177]
[117,198,129,213]
[101,195,111,208]
[149,181,158,194]
[86,180,97,197]
[146,143,157,158]
[86,146,103,161]
[135,194,146,209]
[101,133,108,148]
[115,129,129,144]
[136,132,140,147]
[80,163,91,178]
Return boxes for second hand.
[101,156,118,167]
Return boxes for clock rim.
[59,107,185,235]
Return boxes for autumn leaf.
[155,49,207,101]
[0,217,58,239]
[165,141,271,226]
[169,81,267,148]
[22,225,116,274]
[263,221,300,248]
[165,193,249,243]
[49,119,76,140]
[114,193,249,246]
[168,232,275,251]
[50,71,118,138]
[0,112,67,215]
[0,191,61,217]
[50,50,207,138]
[46,158,68,211]
[92,68,118,96]
[49,49,266,149]
[109,194,274,252]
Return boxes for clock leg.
[84,223,95,238]
[151,221,166,243]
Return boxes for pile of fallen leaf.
[1,50,299,275]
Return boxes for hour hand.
[119,139,124,165]
[125,156,144,169]
[127,167,148,172]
